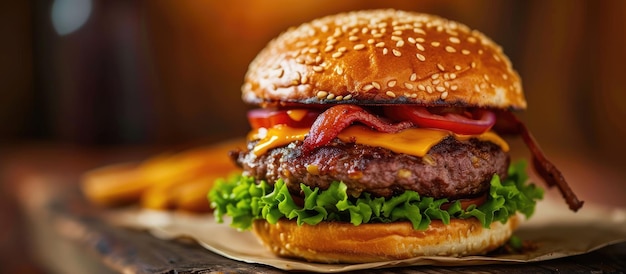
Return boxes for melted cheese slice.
[250,125,509,156]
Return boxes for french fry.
[81,138,245,211]
[174,177,223,212]
[139,139,242,211]
[81,162,149,207]
[139,159,240,211]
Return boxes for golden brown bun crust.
[252,215,519,263]
[243,9,526,110]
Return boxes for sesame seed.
[404,82,414,89]
[413,28,426,35]
[418,84,426,91]
[416,53,426,61]
[324,45,334,52]
[336,95,343,101]
[386,91,396,98]
[343,94,352,100]
[387,80,397,87]
[410,73,417,81]
[446,29,460,36]
[445,46,457,53]
[431,41,440,47]
[349,36,359,41]
[426,86,433,93]
[367,38,375,44]
[316,91,328,99]
[336,67,344,75]
[478,49,484,55]
[493,54,501,62]
[437,64,445,71]
[396,40,405,47]
[391,36,402,41]
[363,84,374,91]
[353,44,366,50]
[392,30,403,36]
[502,73,508,80]
[449,37,460,44]
[301,74,308,84]
[416,37,425,43]
[375,42,385,48]
[411,93,418,98]
[408,37,416,44]
[450,73,457,79]
[392,49,402,56]
[326,93,335,100]
[338,47,347,52]
[308,48,319,54]
[451,85,458,90]
[304,56,315,65]
[441,91,449,99]
[333,28,342,37]
[373,33,383,38]
[436,86,446,92]
[326,38,338,45]
[295,41,306,48]
[467,36,477,43]
[313,66,324,72]
[484,74,490,81]
[455,65,462,71]
[471,62,477,68]
[432,79,441,85]
[431,73,440,79]
[311,39,320,46]
[461,49,470,55]
[331,52,343,58]
[321,25,329,32]
[474,84,480,92]
[371,81,381,89]
[416,43,425,51]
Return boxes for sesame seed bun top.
[242,9,526,110]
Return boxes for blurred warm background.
[1,0,625,273]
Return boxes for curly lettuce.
[209,161,543,230]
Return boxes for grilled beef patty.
[231,137,509,200]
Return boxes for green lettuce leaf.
[208,160,543,230]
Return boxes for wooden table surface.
[3,144,626,273]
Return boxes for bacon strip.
[496,111,584,212]
[302,105,413,153]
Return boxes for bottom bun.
[252,216,520,263]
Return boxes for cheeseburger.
[210,9,582,263]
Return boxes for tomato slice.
[247,108,320,129]
[384,106,496,135]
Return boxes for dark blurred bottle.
[33,1,155,145]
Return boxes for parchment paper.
[106,198,626,272]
